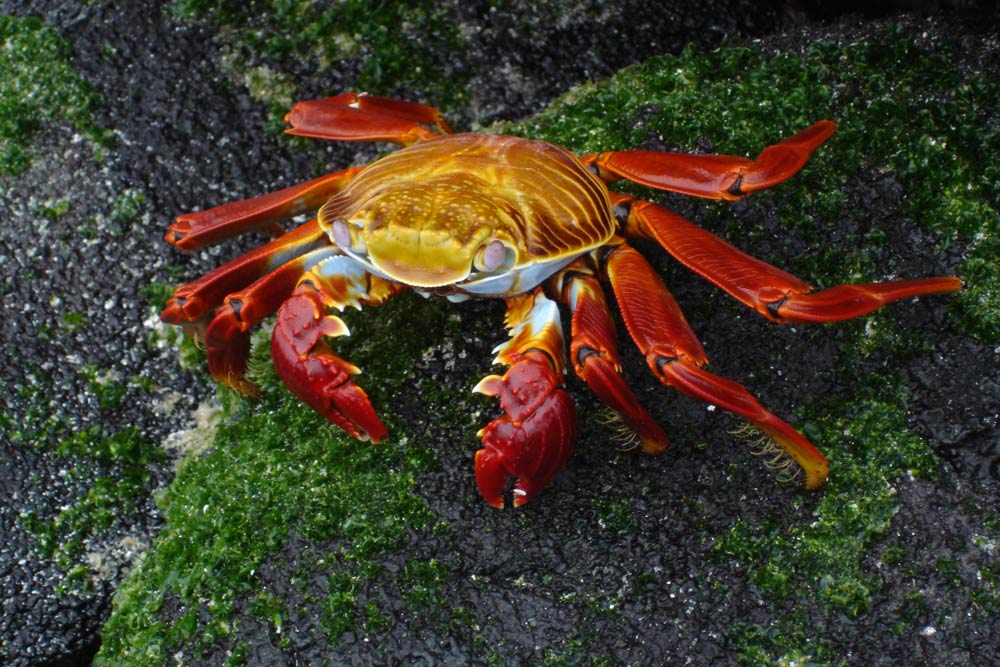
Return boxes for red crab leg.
[583,121,835,200]
[473,290,576,508]
[604,241,830,489]
[285,92,451,146]
[552,264,669,454]
[626,199,963,323]
[161,218,328,325]
[200,245,342,395]
[330,92,454,133]
[272,256,406,442]
[166,167,362,251]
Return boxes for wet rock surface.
[1,2,997,666]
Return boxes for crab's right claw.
[271,287,387,442]
[473,352,576,508]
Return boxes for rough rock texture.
[0,1,997,666]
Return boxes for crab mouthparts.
[370,252,472,288]
[366,230,483,288]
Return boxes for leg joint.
[576,345,600,366]
[766,295,788,320]
[655,355,679,371]
[727,173,745,198]
[612,200,632,228]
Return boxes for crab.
[161,93,962,508]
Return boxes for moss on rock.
[0,16,108,175]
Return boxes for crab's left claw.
[473,292,577,508]
[272,286,387,442]
[474,351,576,508]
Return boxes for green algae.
[96,293,456,663]
[540,641,613,667]
[96,382,437,661]
[110,189,146,224]
[592,495,638,536]
[0,16,108,175]
[169,0,467,120]
[716,377,939,661]
[11,366,163,593]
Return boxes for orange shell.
[318,133,616,268]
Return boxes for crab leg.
[473,290,576,508]
[161,218,328,325]
[625,199,963,323]
[285,92,452,146]
[583,121,835,200]
[604,241,829,489]
[552,264,669,454]
[198,245,342,395]
[272,256,406,442]
[166,168,362,251]
[166,91,454,250]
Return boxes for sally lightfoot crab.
[161,93,961,507]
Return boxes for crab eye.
[332,220,361,252]
[475,240,513,273]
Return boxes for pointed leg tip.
[227,377,262,398]
[474,448,510,508]
[801,461,829,490]
[511,488,532,508]
[639,437,669,455]
[811,119,837,140]
[750,418,830,491]
[165,218,197,250]
[578,354,670,454]
[160,299,185,324]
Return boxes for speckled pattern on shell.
[318,133,615,264]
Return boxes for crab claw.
[271,287,387,442]
[473,351,576,508]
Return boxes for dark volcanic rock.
[1,2,997,666]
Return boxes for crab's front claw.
[473,351,577,508]
[271,287,387,442]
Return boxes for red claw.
[271,288,387,442]
[474,351,577,508]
